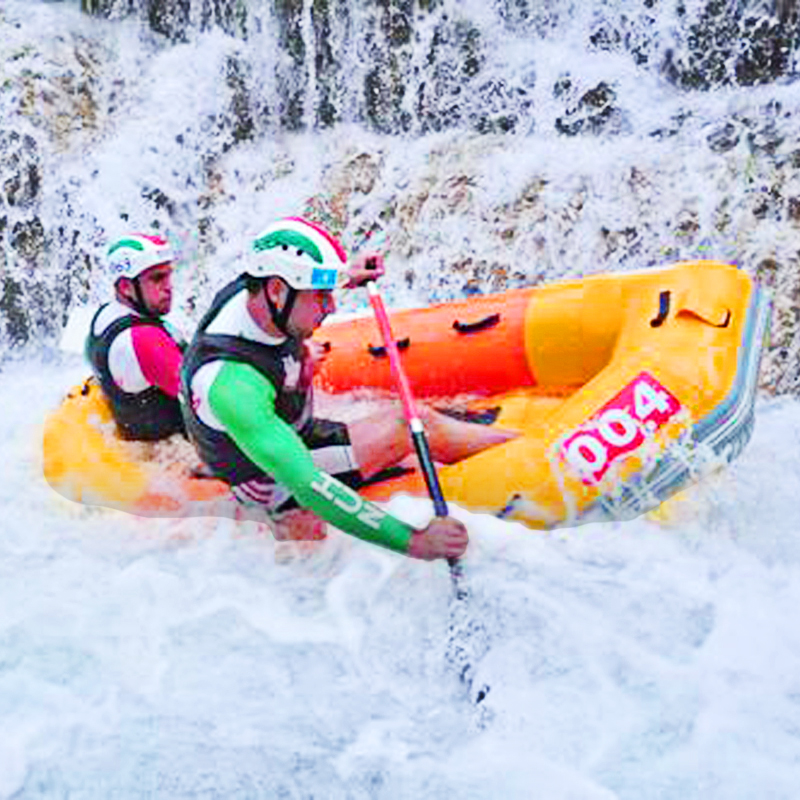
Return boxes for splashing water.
[4,1,800,797]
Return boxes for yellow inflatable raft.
[43,260,769,529]
[43,377,229,515]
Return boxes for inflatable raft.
[42,377,229,516]
[315,259,769,528]
[43,260,769,529]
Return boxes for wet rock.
[342,153,382,196]
[310,0,344,128]
[0,131,41,210]
[471,79,532,135]
[84,0,192,41]
[7,34,109,149]
[662,1,800,90]
[73,2,542,135]
[147,0,192,42]
[649,110,692,141]
[673,210,700,240]
[10,217,45,262]
[273,0,307,131]
[200,0,248,38]
[747,122,785,156]
[707,122,740,154]
[366,60,410,135]
[80,0,134,16]
[415,17,486,134]
[224,55,255,145]
[451,257,528,295]
[141,186,177,217]
[601,226,640,259]
[381,4,412,47]
[0,276,28,346]
[555,81,627,137]
[301,151,385,237]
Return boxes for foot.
[272,508,328,541]
[419,404,520,464]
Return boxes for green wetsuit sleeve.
[207,360,415,554]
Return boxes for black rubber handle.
[650,291,671,327]
[453,313,501,334]
[368,337,410,357]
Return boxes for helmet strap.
[130,275,155,317]
[264,280,297,335]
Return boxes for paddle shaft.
[361,257,483,705]
[365,281,449,518]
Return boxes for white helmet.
[106,233,175,282]
[249,217,349,289]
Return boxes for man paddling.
[86,233,186,441]
[180,217,517,560]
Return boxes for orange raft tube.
[43,260,769,529]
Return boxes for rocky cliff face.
[74,1,798,133]
[4,0,800,395]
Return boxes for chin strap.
[264,281,297,334]
[120,276,155,318]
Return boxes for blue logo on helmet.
[311,268,338,288]
[111,258,131,274]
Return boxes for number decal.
[633,379,673,422]
[597,409,640,447]
[560,372,682,484]
[565,435,608,474]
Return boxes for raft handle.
[453,313,501,334]
[368,337,410,358]
[650,291,671,327]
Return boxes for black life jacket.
[86,304,186,441]
[180,276,313,486]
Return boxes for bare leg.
[348,403,412,478]
[348,401,520,479]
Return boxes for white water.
[8,354,800,798]
[5,0,800,796]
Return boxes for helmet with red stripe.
[106,233,175,282]
[248,217,348,289]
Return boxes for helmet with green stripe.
[106,233,175,283]
[248,217,349,290]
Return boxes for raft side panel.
[314,288,536,397]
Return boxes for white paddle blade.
[59,305,97,356]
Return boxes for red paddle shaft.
[365,281,449,518]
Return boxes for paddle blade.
[59,305,98,356]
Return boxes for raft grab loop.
[453,313,501,334]
[650,291,671,327]
[675,283,732,328]
[368,337,411,358]
[678,306,732,328]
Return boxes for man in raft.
[180,217,516,560]
[86,233,186,441]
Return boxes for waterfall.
[2,0,800,394]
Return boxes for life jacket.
[180,275,314,486]
[86,304,186,441]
